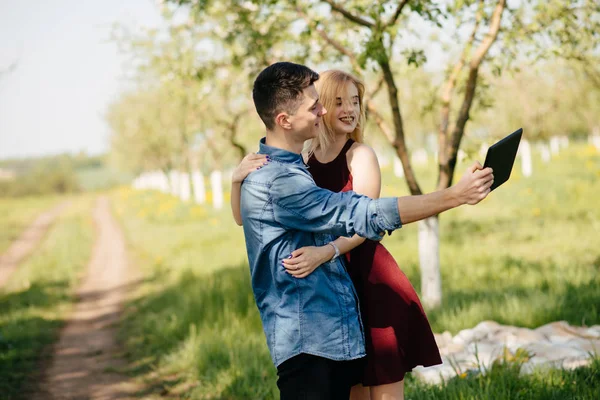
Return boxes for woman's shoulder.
[346,142,379,167]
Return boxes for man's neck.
[265,130,305,154]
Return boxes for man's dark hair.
[252,62,319,130]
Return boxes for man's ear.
[275,112,292,130]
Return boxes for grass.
[0,196,95,399]
[379,143,600,333]
[110,142,600,398]
[405,357,600,399]
[0,195,62,253]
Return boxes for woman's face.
[329,82,360,136]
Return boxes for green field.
[0,196,95,399]
[109,143,600,398]
[0,196,62,253]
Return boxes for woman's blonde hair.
[307,70,366,155]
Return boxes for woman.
[231,70,441,400]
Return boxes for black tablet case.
[483,128,523,191]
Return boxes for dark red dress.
[307,139,442,386]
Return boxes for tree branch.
[366,101,395,144]
[366,75,385,101]
[384,0,410,28]
[437,0,482,188]
[443,0,506,188]
[379,56,422,195]
[321,0,375,27]
[228,113,247,161]
[296,6,361,72]
[469,0,505,69]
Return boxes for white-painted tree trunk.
[210,170,224,210]
[192,171,206,204]
[169,171,180,196]
[589,133,600,151]
[393,157,404,177]
[539,144,551,163]
[560,136,569,149]
[479,143,489,159]
[149,171,159,190]
[378,151,390,168]
[418,216,441,309]
[412,149,428,166]
[159,171,170,193]
[550,136,560,156]
[520,139,532,177]
[179,173,191,201]
[132,175,142,190]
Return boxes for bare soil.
[36,197,141,400]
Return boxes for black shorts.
[276,353,365,400]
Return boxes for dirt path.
[0,201,69,287]
[36,197,140,400]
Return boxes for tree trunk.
[192,170,206,204]
[539,143,551,163]
[210,170,224,210]
[520,139,532,177]
[393,157,404,178]
[179,172,191,201]
[169,170,179,197]
[550,136,560,156]
[159,168,170,193]
[379,57,422,196]
[590,130,600,151]
[418,216,441,309]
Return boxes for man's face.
[286,84,327,141]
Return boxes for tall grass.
[0,197,94,399]
[111,143,600,399]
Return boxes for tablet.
[483,128,523,191]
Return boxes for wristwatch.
[328,242,340,261]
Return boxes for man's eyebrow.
[311,98,319,108]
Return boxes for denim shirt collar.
[258,137,305,166]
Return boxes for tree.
[170,0,510,308]
[528,0,600,89]
[107,87,179,180]
[164,0,598,307]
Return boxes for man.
[240,62,493,399]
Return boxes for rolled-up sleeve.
[271,170,401,240]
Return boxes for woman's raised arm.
[230,153,269,225]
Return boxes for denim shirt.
[240,138,402,367]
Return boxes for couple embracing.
[229,62,493,399]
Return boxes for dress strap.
[340,139,355,156]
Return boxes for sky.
[0,1,455,161]
[0,0,163,160]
